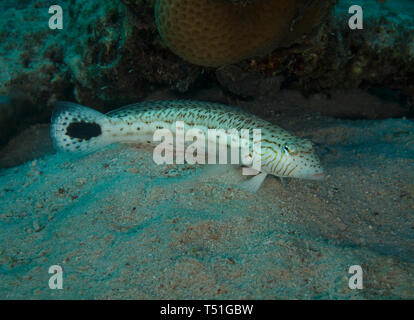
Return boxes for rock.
[0,124,53,169]
[155,0,336,67]
[216,65,283,99]
[0,0,198,146]
[302,89,413,119]
[33,220,41,232]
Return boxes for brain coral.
[155,0,335,67]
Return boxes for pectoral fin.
[240,172,267,193]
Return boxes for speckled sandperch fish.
[51,100,324,192]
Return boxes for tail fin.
[51,102,110,153]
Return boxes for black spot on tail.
[66,121,102,141]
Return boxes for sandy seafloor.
[0,90,413,300]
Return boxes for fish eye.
[282,144,297,155]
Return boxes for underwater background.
[0,0,413,299]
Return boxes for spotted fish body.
[51,100,324,191]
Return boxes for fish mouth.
[310,173,325,181]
